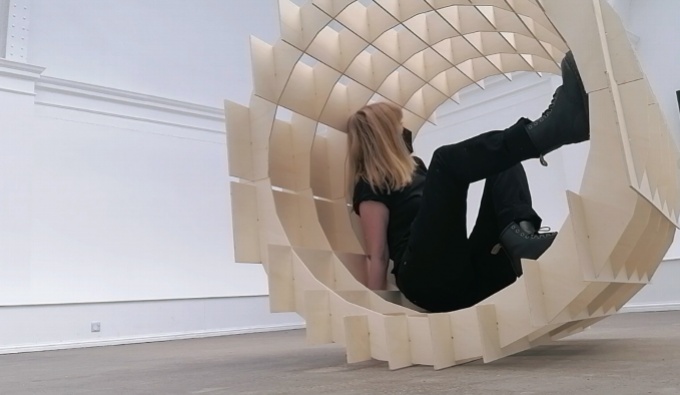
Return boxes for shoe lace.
[532,226,557,240]
[537,89,561,167]
[540,90,559,118]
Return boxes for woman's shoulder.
[353,177,384,198]
[352,178,390,214]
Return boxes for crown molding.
[36,76,224,121]
[32,76,226,134]
[0,58,45,95]
[0,58,226,133]
[0,57,45,78]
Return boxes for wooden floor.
[1,311,680,395]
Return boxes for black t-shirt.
[352,158,427,271]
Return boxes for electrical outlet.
[91,322,101,333]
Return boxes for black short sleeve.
[352,179,389,215]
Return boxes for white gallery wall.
[1,0,679,353]
[1,0,286,303]
[28,0,281,107]
[1,0,302,353]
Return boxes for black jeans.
[396,118,541,312]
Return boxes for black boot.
[526,51,590,165]
[499,221,557,276]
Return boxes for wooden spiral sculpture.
[226,0,680,369]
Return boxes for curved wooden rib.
[225,0,680,369]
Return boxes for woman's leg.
[396,51,588,312]
[396,119,539,312]
[481,164,541,230]
[468,164,541,304]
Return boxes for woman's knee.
[431,144,466,180]
[432,144,457,161]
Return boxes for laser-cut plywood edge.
[225,0,679,369]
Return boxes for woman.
[348,51,589,312]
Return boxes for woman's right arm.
[358,200,390,290]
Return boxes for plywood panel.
[226,0,678,370]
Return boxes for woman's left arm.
[358,200,390,290]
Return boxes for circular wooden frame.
[226,0,679,369]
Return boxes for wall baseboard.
[0,296,304,355]
[0,323,305,355]
[619,303,680,314]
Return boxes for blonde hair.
[347,102,416,192]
